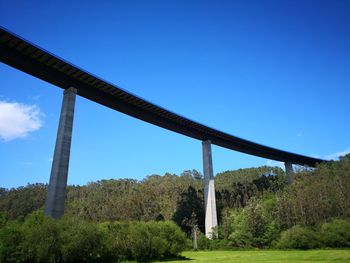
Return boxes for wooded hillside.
[1,155,350,250]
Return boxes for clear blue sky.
[1,0,349,188]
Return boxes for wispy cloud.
[0,100,43,142]
[324,147,350,161]
[31,94,41,101]
[297,132,302,137]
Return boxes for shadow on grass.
[157,255,193,262]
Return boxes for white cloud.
[0,100,43,142]
[324,147,350,161]
[266,160,285,169]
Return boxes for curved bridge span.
[0,27,323,166]
[0,27,326,235]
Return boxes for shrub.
[22,211,61,263]
[0,212,8,228]
[228,209,253,247]
[59,217,103,263]
[195,231,230,250]
[99,221,131,262]
[0,221,28,263]
[320,219,350,247]
[0,212,187,263]
[207,239,231,250]
[197,231,211,249]
[227,196,280,248]
[129,221,165,261]
[274,225,321,249]
[128,221,186,262]
[157,221,187,257]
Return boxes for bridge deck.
[0,27,325,166]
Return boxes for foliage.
[275,154,350,228]
[1,157,350,253]
[0,167,284,227]
[274,225,321,249]
[216,168,286,211]
[0,212,8,228]
[0,211,187,263]
[99,221,131,262]
[195,231,230,250]
[0,184,46,220]
[22,211,61,262]
[59,217,103,263]
[0,220,28,263]
[228,196,279,248]
[172,186,204,235]
[320,219,350,247]
[196,231,210,250]
[216,166,285,186]
[128,221,186,262]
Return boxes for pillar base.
[202,140,218,239]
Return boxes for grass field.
[165,250,350,263]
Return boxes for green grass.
[164,250,350,263]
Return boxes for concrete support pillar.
[45,87,77,219]
[202,140,218,239]
[284,162,294,184]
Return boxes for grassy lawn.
[165,250,350,263]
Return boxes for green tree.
[22,211,61,263]
[59,217,103,263]
[173,186,204,235]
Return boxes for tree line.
[0,166,285,235]
[214,154,350,249]
[1,155,350,258]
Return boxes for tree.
[173,186,204,235]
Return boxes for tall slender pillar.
[202,140,218,239]
[284,162,294,184]
[45,87,77,219]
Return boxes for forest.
[0,155,349,262]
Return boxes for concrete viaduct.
[0,27,325,238]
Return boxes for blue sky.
[1,0,349,188]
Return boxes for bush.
[320,219,350,247]
[59,217,103,263]
[99,221,131,262]
[274,225,321,249]
[22,211,61,263]
[128,221,166,261]
[0,211,188,262]
[228,198,279,248]
[197,231,211,249]
[0,221,28,263]
[207,239,231,250]
[195,231,230,250]
[128,221,186,262]
[157,221,187,257]
[0,212,8,228]
[228,209,253,247]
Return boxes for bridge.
[0,27,326,238]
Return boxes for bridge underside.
[0,27,324,167]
